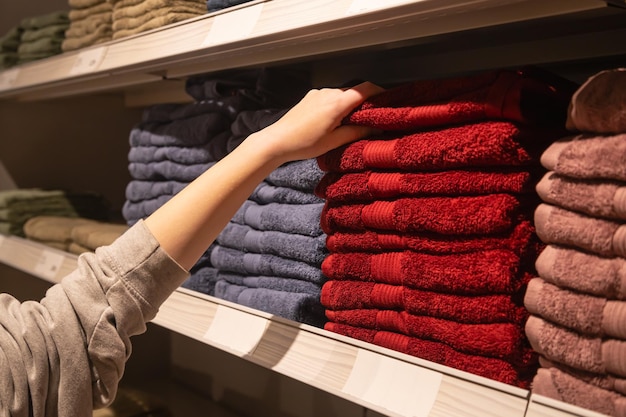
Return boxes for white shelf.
[0,0,624,101]
[0,235,611,417]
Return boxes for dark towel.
[325,309,532,363]
[325,323,536,388]
[318,121,555,173]
[344,68,575,130]
[232,200,323,237]
[210,245,325,284]
[207,0,252,12]
[129,113,229,147]
[181,265,219,295]
[217,272,321,295]
[535,245,626,300]
[536,172,626,221]
[125,180,187,202]
[128,160,214,182]
[566,68,626,134]
[321,280,528,324]
[321,194,525,236]
[266,159,324,192]
[321,250,531,295]
[128,145,217,165]
[122,194,173,223]
[250,181,323,205]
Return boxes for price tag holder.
[202,3,263,46]
[34,250,65,281]
[0,68,20,90]
[342,349,442,416]
[203,305,268,355]
[346,0,411,15]
[70,46,107,76]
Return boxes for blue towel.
[217,271,321,295]
[129,113,228,147]
[181,266,219,295]
[125,180,187,202]
[266,159,324,192]
[141,99,244,124]
[128,161,215,182]
[213,280,326,327]
[122,195,174,224]
[216,223,327,265]
[210,245,326,284]
[128,145,218,165]
[232,200,324,237]
[250,181,323,205]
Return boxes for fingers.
[340,81,385,108]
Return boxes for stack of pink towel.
[316,68,577,388]
[526,68,626,416]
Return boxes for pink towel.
[535,245,626,300]
[532,367,626,417]
[321,250,532,295]
[536,171,626,221]
[541,134,626,181]
[535,203,626,258]
[318,121,556,173]
[325,308,532,363]
[321,280,529,324]
[344,68,575,130]
[321,194,526,236]
[316,169,537,203]
[525,277,626,339]
[539,356,626,396]
[526,315,626,378]
[566,68,626,134]
[326,322,537,388]
[325,219,539,256]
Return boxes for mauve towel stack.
[526,68,626,416]
[316,68,577,388]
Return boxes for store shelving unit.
[1,0,626,415]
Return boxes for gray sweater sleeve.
[0,220,189,417]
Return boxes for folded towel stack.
[0,26,23,69]
[23,215,127,254]
[526,68,626,416]
[206,0,253,13]
[0,188,110,237]
[317,67,578,388]
[109,0,207,40]
[17,11,69,64]
[62,0,113,52]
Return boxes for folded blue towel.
[232,200,324,237]
[125,180,187,202]
[128,161,215,182]
[218,271,321,295]
[266,159,324,192]
[128,145,218,165]
[210,245,326,284]
[130,113,228,147]
[250,181,323,205]
[181,266,219,295]
[213,280,326,327]
[141,99,244,124]
[217,223,327,265]
[122,195,174,224]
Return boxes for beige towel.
[62,24,112,51]
[70,0,106,8]
[64,13,113,38]
[71,222,128,250]
[23,215,100,244]
[69,2,112,21]
[113,0,205,19]
[566,68,626,134]
[113,12,202,39]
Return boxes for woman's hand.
[252,81,385,164]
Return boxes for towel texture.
[231,200,323,237]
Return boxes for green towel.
[0,26,23,51]
[20,11,69,30]
[20,24,69,43]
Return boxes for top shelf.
[0,0,624,101]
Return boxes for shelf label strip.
[342,348,442,416]
[34,250,65,280]
[203,304,268,355]
[70,46,108,76]
[203,3,264,46]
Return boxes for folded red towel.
[321,250,532,295]
[325,322,537,388]
[325,308,532,363]
[345,68,575,130]
[317,121,555,173]
[321,280,529,324]
[325,219,539,256]
[316,169,537,202]
[321,193,525,235]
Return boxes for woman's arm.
[145,81,383,270]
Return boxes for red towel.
[325,322,537,388]
[315,169,537,202]
[325,219,539,255]
[321,194,525,235]
[317,121,555,173]
[325,309,532,363]
[321,250,532,295]
[321,280,529,324]
[344,68,575,130]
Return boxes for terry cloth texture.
[0,26,22,69]
[17,11,69,64]
[62,0,113,52]
[566,68,626,134]
[317,67,576,389]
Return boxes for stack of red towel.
[526,68,626,416]
[316,68,577,388]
